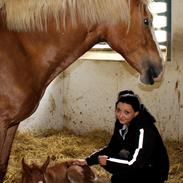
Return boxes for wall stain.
[175,80,179,90]
[173,30,183,53]
[177,90,181,105]
[49,94,56,115]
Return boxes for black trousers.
[109,167,165,183]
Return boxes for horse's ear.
[22,158,30,173]
[41,156,50,172]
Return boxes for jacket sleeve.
[86,121,120,166]
[106,127,158,170]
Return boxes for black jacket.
[86,106,169,182]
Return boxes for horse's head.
[21,157,50,183]
[104,0,164,85]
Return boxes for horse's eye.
[144,18,149,26]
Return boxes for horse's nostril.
[149,67,157,78]
[148,64,162,79]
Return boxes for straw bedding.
[3,128,183,183]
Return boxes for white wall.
[19,0,183,140]
[62,60,182,140]
[19,74,64,133]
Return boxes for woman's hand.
[98,155,108,166]
[72,159,87,166]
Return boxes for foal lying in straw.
[21,156,105,183]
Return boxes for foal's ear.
[41,156,50,172]
[22,158,30,172]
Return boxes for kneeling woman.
[74,93,169,183]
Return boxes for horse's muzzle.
[140,63,164,85]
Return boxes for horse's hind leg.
[0,124,19,183]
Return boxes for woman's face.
[115,102,139,125]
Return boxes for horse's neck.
[27,26,100,89]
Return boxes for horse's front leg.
[0,122,8,183]
[0,124,19,183]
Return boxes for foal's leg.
[0,124,19,183]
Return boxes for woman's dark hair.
[116,94,141,112]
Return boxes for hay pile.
[3,128,183,183]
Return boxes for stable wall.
[19,0,183,140]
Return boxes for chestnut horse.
[0,0,164,182]
[21,157,104,183]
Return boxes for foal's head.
[21,157,50,183]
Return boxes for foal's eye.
[144,18,150,26]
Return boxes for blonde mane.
[0,0,150,31]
